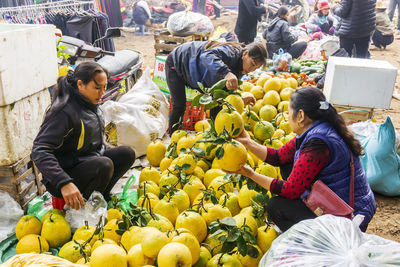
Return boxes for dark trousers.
[372,30,394,49]
[238,35,255,44]
[267,41,307,59]
[46,146,135,201]
[214,0,221,17]
[340,36,370,58]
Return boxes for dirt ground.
[114,13,400,242]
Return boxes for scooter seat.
[97,49,140,76]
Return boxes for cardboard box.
[153,56,198,100]
[0,88,51,166]
[324,57,397,109]
[0,24,58,106]
[334,105,374,125]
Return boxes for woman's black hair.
[277,6,289,18]
[205,41,268,66]
[44,62,108,122]
[290,87,363,156]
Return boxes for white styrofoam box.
[0,88,50,166]
[324,56,397,109]
[0,24,58,106]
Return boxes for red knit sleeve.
[270,142,330,199]
[265,138,296,166]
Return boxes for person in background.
[306,1,337,35]
[233,87,376,232]
[314,37,348,89]
[166,41,268,133]
[373,1,395,49]
[388,0,400,35]
[333,0,376,58]
[132,0,161,28]
[263,6,307,59]
[234,0,268,44]
[32,62,136,210]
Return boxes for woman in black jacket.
[333,0,376,58]
[264,6,307,59]
[32,62,135,210]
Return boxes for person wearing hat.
[306,1,338,34]
[332,0,376,58]
[314,37,349,89]
[372,1,395,49]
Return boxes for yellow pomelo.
[16,215,41,240]
[197,142,218,161]
[201,204,232,226]
[41,215,71,248]
[91,244,127,267]
[219,140,248,172]
[16,234,49,254]
[195,120,211,132]
[147,214,174,232]
[137,192,159,210]
[272,129,285,139]
[224,94,245,114]
[250,85,264,100]
[141,228,170,258]
[183,178,206,204]
[208,176,234,198]
[215,108,244,138]
[253,121,275,142]
[139,167,161,185]
[277,100,289,113]
[280,87,295,101]
[257,225,279,253]
[192,192,213,208]
[208,254,242,267]
[204,232,225,256]
[274,112,289,126]
[234,245,262,267]
[255,163,278,178]
[160,157,173,172]
[58,65,73,77]
[238,185,258,209]
[256,74,272,87]
[59,240,91,263]
[263,90,281,106]
[263,77,281,92]
[76,257,90,265]
[159,173,182,193]
[259,105,277,122]
[40,209,64,224]
[91,238,117,253]
[197,159,211,172]
[280,134,295,144]
[166,189,190,213]
[172,232,200,263]
[251,99,264,115]
[287,77,298,89]
[279,79,290,91]
[107,208,124,222]
[138,181,160,197]
[234,213,258,236]
[157,242,192,267]
[147,140,167,167]
[73,225,97,246]
[193,166,205,180]
[240,81,254,92]
[127,244,155,267]
[264,138,284,149]
[177,136,195,154]
[204,169,226,187]
[241,110,259,131]
[154,199,180,225]
[219,193,241,216]
[176,153,197,174]
[121,227,153,252]
[103,219,122,243]
[175,211,207,243]
[279,119,292,134]
[170,130,187,144]
[193,246,212,267]
[211,157,222,169]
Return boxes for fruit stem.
[38,236,42,253]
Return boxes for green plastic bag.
[27,192,52,221]
[110,175,138,213]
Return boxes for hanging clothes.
[98,0,122,27]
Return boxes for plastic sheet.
[167,11,214,36]
[65,191,107,232]
[260,215,400,266]
[26,192,53,221]
[0,191,23,243]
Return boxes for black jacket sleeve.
[281,22,297,45]
[333,0,352,18]
[31,111,74,191]
[243,0,266,17]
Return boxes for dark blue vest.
[295,121,376,227]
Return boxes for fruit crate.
[154,31,210,56]
[334,105,374,125]
[0,154,45,207]
[169,97,205,131]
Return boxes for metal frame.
[0,0,96,15]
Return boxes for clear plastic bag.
[273,49,292,72]
[0,191,23,243]
[65,191,107,232]
[167,11,214,36]
[260,215,400,266]
[26,192,53,221]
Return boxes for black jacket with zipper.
[234,0,266,43]
[31,91,106,192]
[264,17,297,55]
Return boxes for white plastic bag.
[65,191,107,232]
[102,68,169,157]
[0,191,24,242]
[167,11,214,36]
[260,215,400,266]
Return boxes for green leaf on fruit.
[220,217,236,227]
[199,95,213,105]
[216,147,224,159]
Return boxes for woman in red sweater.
[233,87,376,232]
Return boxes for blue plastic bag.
[359,117,400,196]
